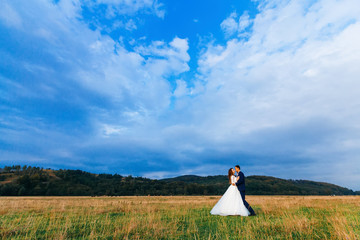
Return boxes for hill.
[0,165,358,196]
[161,175,357,195]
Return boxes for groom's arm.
[235,172,244,186]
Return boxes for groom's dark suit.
[236,171,255,215]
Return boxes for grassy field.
[0,196,359,239]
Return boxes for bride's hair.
[228,168,233,184]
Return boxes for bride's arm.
[231,176,236,185]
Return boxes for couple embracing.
[210,165,256,216]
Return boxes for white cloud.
[101,124,127,136]
[220,12,238,37]
[173,79,188,97]
[0,1,22,28]
[125,19,137,31]
[64,0,165,33]
[190,0,360,189]
[0,0,189,170]
[57,0,82,19]
[238,11,251,31]
[135,37,190,76]
[220,11,252,38]
[1,0,360,190]
[88,0,165,18]
[0,0,187,114]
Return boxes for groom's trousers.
[240,190,255,215]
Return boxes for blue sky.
[1,0,360,190]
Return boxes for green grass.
[0,196,359,239]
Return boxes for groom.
[235,165,256,216]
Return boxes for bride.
[210,168,250,216]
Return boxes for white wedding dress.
[210,175,250,216]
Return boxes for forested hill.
[0,165,358,196]
[161,175,358,195]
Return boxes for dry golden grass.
[0,196,359,239]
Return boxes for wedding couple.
[210,165,256,216]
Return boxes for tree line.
[0,165,358,196]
